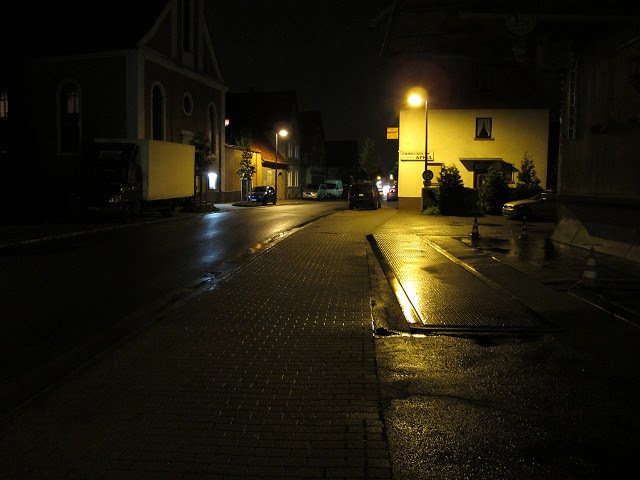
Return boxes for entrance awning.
[460,158,518,173]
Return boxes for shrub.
[478,163,510,214]
[438,165,465,215]
[421,205,440,215]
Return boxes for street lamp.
[408,90,430,209]
[275,128,288,200]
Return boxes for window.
[59,82,81,153]
[475,117,492,139]
[0,90,8,156]
[208,103,217,154]
[0,90,8,118]
[182,0,192,52]
[477,70,493,92]
[183,92,193,116]
[151,83,165,141]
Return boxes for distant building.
[398,106,550,210]
[298,111,326,185]
[380,2,640,262]
[225,90,301,199]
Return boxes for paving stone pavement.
[0,210,393,479]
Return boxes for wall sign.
[400,152,433,161]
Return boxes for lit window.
[207,172,217,189]
[476,118,492,139]
[0,91,8,118]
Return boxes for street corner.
[366,234,413,336]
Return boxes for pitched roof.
[251,137,286,165]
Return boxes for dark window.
[208,104,216,153]
[183,93,193,115]
[0,90,8,118]
[60,83,80,153]
[475,118,492,139]
[0,90,8,156]
[477,70,493,91]
[152,84,165,141]
[182,0,192,52]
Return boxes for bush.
[421,206,440,215]
[438,165,465,215]
[478,163,510,214]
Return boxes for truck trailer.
[84,139,195,221]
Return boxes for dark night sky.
[208,0,400,168]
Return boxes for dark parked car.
[247,186,276,205]
[502,191,556,220]
[348,182,381,210]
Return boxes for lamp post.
[274,129,288,200]
[408,92,430,209]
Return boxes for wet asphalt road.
[1,204,638,479]
[0,201,345,411]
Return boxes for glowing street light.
[275,128,288,200]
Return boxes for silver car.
[502,191,557,220]
[302,183,328,200]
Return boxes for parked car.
[502,191,557,220]
[387,187,398,201]
[247,186,276,205]
[302,183,328,200]
[348,182,381,210]
[323,179,343,198]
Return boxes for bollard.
[580,247,598,288]
[518,217,529,242]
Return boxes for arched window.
[0,90,8,118]
[151,83,165,141]
[207,103,217,156]
[0,89,8,157]
[59,82,81,153]
[182,0,193,53]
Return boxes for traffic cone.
[580,247,598,288]
[470,217,480,242]
[518,217,529,241]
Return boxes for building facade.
[398,108,549,210]
[1,0,227,218]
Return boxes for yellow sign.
[386,127,399,139]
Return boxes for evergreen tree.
[359,138,381,180]
[514,152,542,199]
[191,131,214,175]
[236,138,256,200]
[438,165,465,215]
[478,163,510,214]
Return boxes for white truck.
[84,139,195,221]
